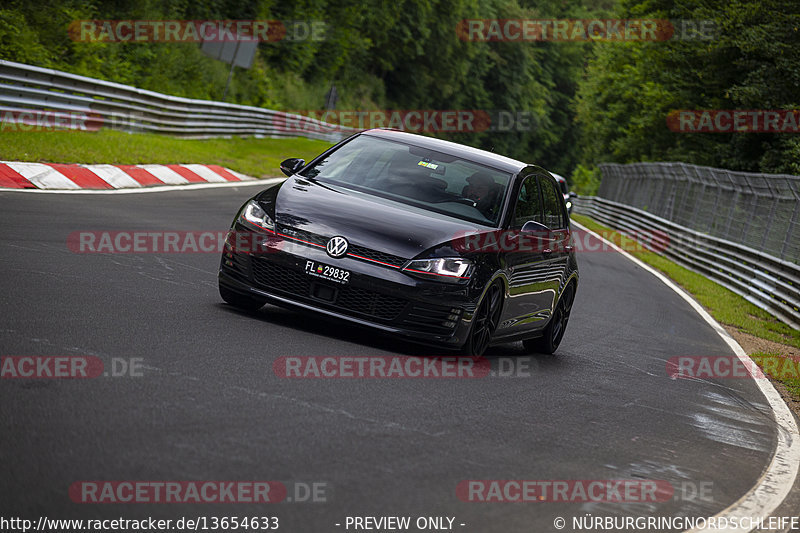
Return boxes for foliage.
[1,0,798,180]
[575,0,800,174]
[570,164,601,196]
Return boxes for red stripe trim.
[115,165,164,186]
[277,232,325,248]
[346,252,401,269]
[240,219,276,234]
[205,165,242,181]
[166,165,207,183]
[0,164,35,188]
[47,164,111,189]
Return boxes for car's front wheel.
[219,283,267,312]
[523,283,575,354]
[462,281,503,357]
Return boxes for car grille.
[336,285,408,320]
[278,225,407,268]
[252,257,311,295]
[347,244,407,267]
[251,258,407,321]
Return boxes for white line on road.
[572,219,800,533]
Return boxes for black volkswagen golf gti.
[219,129,578,356]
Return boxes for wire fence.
[598,162,800,264]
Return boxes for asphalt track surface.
[0,185,787,532]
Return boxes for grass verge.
[572,213,800,399]
[0,130,335,178]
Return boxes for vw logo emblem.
[326,236,349,258]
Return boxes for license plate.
[304,260,350,284]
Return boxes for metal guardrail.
[0,59,356,142]
[574,196,800,330]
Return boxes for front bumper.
[218,230,478,347]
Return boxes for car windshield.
[299,135,512,227]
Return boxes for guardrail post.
[761,176,780,251]
[781,200,800,261]
[664,165,678,221]
[739,177,759,246]
[707,169,724,235]
[722,171,740,241]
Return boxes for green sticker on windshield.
[418,161,439,169]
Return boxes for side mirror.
[280,158,306,177]
[521,220,550,233]
[568,191,578,198]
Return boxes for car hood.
[271,177,487,259]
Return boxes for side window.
[513,176,543,228]
[540,177,566,229]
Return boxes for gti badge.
[326,236,349,258]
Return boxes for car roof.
[361,128,529,174]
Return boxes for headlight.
[566,201,572,209]
[403,257,473,282]
[239,200,275,232]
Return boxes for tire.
[461,281,503,357]
[523,283,575,354]
[219,283,267,312]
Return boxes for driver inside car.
[462,171,501,219]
